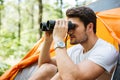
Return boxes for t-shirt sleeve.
[88,45,119,72]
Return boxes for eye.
[73,24,78,29]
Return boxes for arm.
[53,20,105,80]
[38,31,56,67]
[29,32,57,80]
[55,45,118,80]
[55,48,105,80]
[55,47,105,80]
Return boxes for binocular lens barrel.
[40,22,48,31]
[47,20,55,31]
[40,20,75,31]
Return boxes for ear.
[86,22,93,32]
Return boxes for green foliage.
[0,5,4,10]
[0,0,39,72]
[42,3,62,21]
[0,0,4,4]
[0,28,38,75]
[0,28,37,59]
[0,0,67,76]
[0,63,11,76]
[0,0,94,76]
[0,0,4,14]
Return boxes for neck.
[82,35,98,53]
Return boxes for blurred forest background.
[0,0,95,75]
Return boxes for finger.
[61,19,65,27]
[55,20,60,28]
[57,20,59,26]
[59,19,63,27]
[63,20,68,30]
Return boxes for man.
[29,6,118,80]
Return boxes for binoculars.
[40,20,75,31]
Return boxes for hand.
[53,19,68,43]
[44,31,53,42]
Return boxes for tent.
[87,0,120,12]
[0,0,120,80]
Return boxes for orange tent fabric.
[0,8,120,80]
[96,8,120,45]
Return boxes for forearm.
[55,48,78,80]
[38,39,52,66]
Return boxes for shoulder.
[96,38,115,47]
[89,38,118,59]
[94,38,117,53]
[88,38,119,72]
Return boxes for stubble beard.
[70,33,88,45]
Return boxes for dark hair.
[66,6,96,33]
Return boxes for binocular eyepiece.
[40,20,75,31]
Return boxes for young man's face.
[67,17,88,45]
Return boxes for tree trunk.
[38,0,43,39]
[83,0,87,5]
[18,0,21,41]
[75,0,79,7]
[0,9,1,30]
[0,0,4,30]
[31,4,34,29]
[60,0,63,18]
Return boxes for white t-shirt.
[67,38,119,79]
[15,38,118,80]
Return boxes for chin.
[70,41,78,45]
[70,38,79,45]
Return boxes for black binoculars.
[40,20,75,31]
